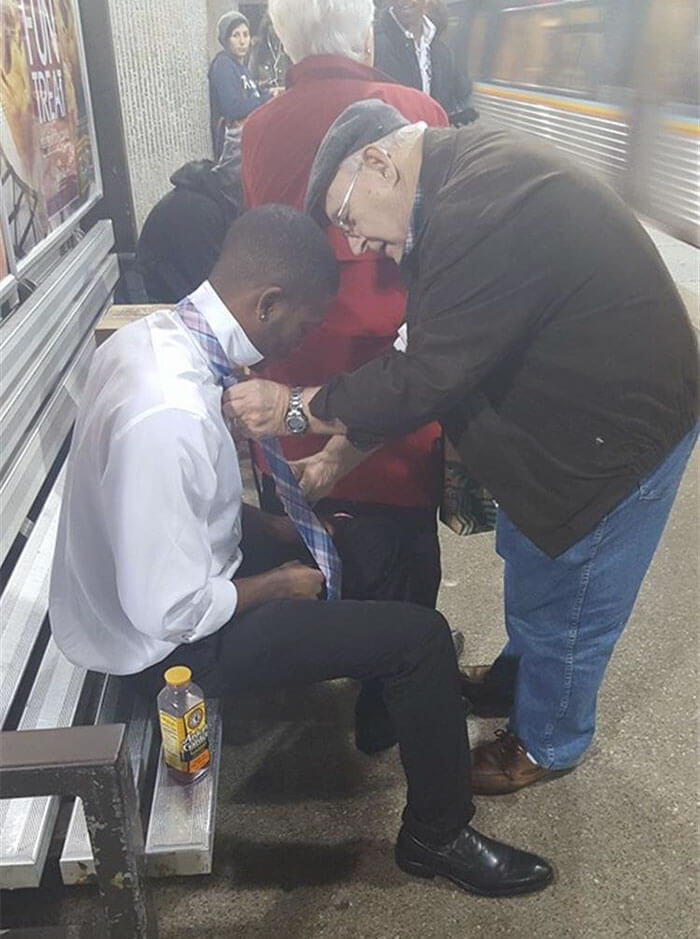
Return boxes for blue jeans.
[491,425,698,770]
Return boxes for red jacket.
[242,56,447,507]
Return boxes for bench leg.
[0,725,158,938]
[81,742,157,939]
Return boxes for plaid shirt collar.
[403,184,423,259]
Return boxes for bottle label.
[159,701,210,775]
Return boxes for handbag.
[439,435,497,536]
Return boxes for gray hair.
[342,123,427,172]
[268,0,374,64]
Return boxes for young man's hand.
[273,561,325,599]
[234,562,324,612]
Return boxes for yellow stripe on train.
[474,83,624,122]
[662,120,700,139]
[475,84,700,140]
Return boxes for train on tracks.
[447,0,698,245]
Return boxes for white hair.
[341,123,428,173]
[269,0,374,64]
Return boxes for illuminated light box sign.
[0,0,101,273]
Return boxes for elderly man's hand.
[290,449,344,502]
[223,379,289,439]
[290,436,376,501]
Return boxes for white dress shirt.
[390,7,437,94]
[49,281,263,675]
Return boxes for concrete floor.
[2,444,697,939]
[643,224,699,328]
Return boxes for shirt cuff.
[178,578,238,645]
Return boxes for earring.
[259,311,268,321]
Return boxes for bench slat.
[59,685,154,885]
[0,468,66,729]
[0,255,118,475]
[0,221,113,399]
[0,331,94,565]
[0,641,93,888]
[145,700,222,877]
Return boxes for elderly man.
[241,0,456,752]
[226,101,699,795]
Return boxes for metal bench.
[0,233,221,938]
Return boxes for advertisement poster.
[0,0,99,265]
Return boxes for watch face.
[287,412,308,434]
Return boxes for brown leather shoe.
[471,730,574,795]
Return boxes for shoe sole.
[471,767,575,796]
[396,853,555,897]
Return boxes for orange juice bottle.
[157,666,210,783]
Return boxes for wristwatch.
[285,386,309,435]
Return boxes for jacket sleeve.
[309,206,556,447]
[210,55,269,122]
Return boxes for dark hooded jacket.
[137,161,240,303]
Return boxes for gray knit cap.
[304,100,410,223]
[217,11,249,47]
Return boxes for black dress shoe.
[395,823,554,897]
[460,665,513,718]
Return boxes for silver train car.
[449,0,699,245]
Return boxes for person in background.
[49,205,553,900]
[249,12,291,92]
[137,128,242,303]
[241,0,462,755]
[209,12,274,158]
[374,0,474,122]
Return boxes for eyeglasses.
[332,163,362,234]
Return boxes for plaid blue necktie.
[176,298,342,600]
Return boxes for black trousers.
[258,473,442,608]
[139,521,474,843]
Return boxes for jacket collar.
[388,7,437,47]
[286,55,399,87]
[400,128,457,278]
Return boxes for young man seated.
[49,206,553,897]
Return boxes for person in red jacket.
[243,0,448,586]
[241,0,454,755]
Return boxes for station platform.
[1,231,697,939]
[644,223,699,328]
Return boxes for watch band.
[286,386,309,435]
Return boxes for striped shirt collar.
[403,184,423,258]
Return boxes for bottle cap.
[164,666,192,687]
